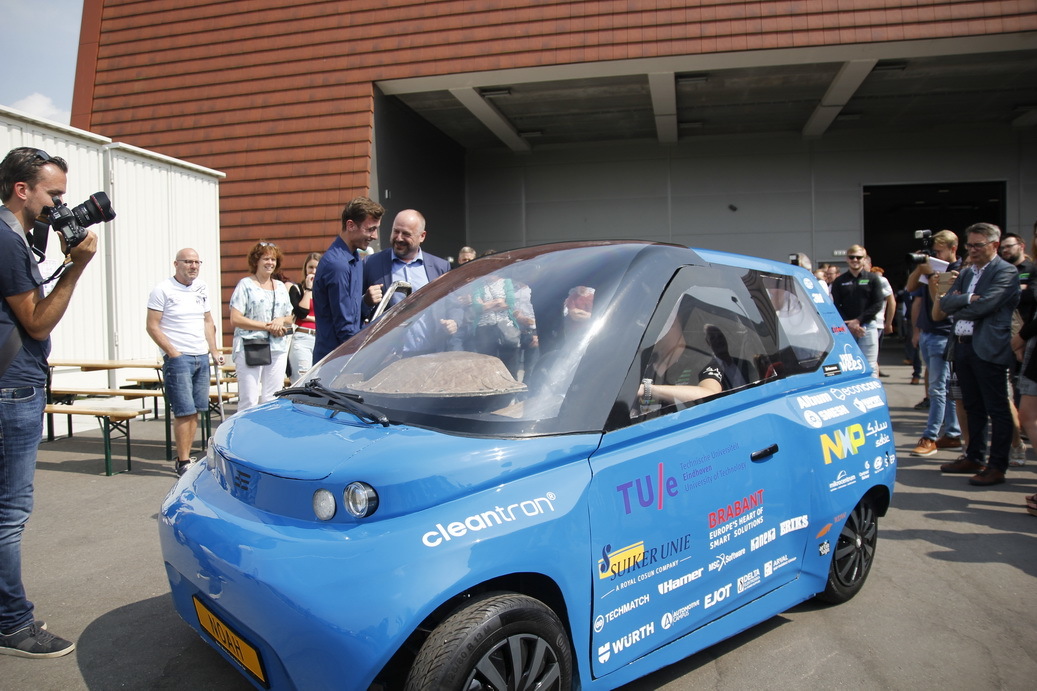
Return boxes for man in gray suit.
[938,222,1020,486]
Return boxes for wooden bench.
[49,387,165,418]
[43,404,148,476]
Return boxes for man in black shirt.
[999,232,1036,324]
[830,244,884,376]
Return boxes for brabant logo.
[821,423,866,464]
[421,493,556,547]
[708,489,764,528]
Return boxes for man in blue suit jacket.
[939,222,1020,486]
[362,209,451,322]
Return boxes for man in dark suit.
[363,208,450,319]
[939,222,1020,486]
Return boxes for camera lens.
[71,192,116,227]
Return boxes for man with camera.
[147,248,224,477]
[905,230,962,457]
[0,147,98,658]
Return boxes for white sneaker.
[1010,444,1027,467]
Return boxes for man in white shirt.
[146,248,223,476]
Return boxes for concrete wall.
[466,126,1037,269]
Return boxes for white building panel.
[1,106,224,388]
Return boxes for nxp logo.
[821,423,865,464]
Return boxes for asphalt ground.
[4,341,1036,690]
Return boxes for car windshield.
[302,242,677,436]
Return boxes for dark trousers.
[954,340,1013,472]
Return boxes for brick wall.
[72,0,1037,294]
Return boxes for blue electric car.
[160,241,895,690]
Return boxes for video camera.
[905,229,933,265]
[46,192,116,249]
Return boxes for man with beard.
[363,209,450,317]
[1,147,98,657]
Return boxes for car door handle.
[750,444,779,462]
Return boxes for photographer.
[0,147,98,658]
[905,230,962,458]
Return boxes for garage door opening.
[863,181,1006,289]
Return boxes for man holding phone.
[905,230,962,457]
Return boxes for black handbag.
[243,341,272,366]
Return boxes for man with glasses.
[146,248,223,477]
[996,232,1034,465]
[939,223,1020,486]
[831,244,885,376]
[999,232,1036,325]
[1,147,98,658]
[905,230,962,457]
[312,197,384,362]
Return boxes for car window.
[303,243,682,437]
[757,272,834,375]
[617,265,832,425]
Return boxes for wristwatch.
[641,378,653,406]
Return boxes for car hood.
[216,400,395,480]
[214,399,601,495]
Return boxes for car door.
[586,265,814,676]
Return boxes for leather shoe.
[940,456,985,474]
[969,468,1006,486]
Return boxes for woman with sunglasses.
[229,241,292,411]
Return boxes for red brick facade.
[73,0,1037,279]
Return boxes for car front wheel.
[817,498,878,604]
[405,592,572,691]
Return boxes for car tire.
[405,592,573,691]
[816,498,878,604]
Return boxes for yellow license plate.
[193,596,267,685]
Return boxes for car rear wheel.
[405,592,572,691]
[817,498,878,604]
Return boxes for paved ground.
[3,343,1036,690]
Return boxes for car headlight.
[312,489,336,521]
[344,482,378,518]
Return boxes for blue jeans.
[919,332,960,440]
[0,386,45,633]
[855,326,879,377]
[163,353,210,418]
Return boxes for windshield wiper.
[276,379,390,427]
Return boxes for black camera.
[47,192,116,249]
[905,229,933,265]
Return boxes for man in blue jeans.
[146,248,223,476]
[1,147,98,658]
[907,230,962,457]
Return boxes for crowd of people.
[4,142,1037,660]
[809,223,1037,510]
